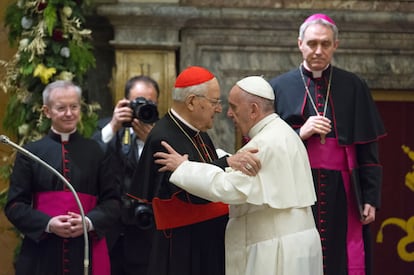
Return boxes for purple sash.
[34,191,110,275]
[307,137,365,275]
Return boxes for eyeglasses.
[52,104,81,114]
[195,95,222,107]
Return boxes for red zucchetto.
[304,13,336,26]
[174,66,215,88]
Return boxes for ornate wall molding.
[98,3,414,88]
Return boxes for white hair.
[42,80,82,105]
[299,18,339,41]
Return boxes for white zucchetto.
[236,76,275,100]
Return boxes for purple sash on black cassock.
[307,137,365,275]
[34,191,110,275]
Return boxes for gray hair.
[42,80,82,105]
[299,18,339,41]
[241,90,275,114]
[172,81,210,101]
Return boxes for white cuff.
[101,123,115,143]
[85,217,94,232]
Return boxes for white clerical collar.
[51,127,76,142]
[303,62,330,78]
[170,108,200,133]
[248,113,278,139]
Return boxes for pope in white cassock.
[154,76,323,275]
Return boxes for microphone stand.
[0,135,89,275]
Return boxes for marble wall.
[182,0,413,12]
[97,2,414,152]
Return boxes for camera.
[121,197,154,230]
[123,97,159,127]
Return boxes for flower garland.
[0,0,99,205]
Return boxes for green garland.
[0,0,99,207]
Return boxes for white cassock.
[170,113,323,275]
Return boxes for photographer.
[92,75,160,275]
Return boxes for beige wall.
[0,1,19,274]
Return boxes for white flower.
[17,0,24,8]
[18,38,29,50]
[21,16,33,29]
[62,6,73,18]
[18,124,30,136]
[60,47,70,58]
[57,71,74,81]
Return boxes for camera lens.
[137,104,158,124]
[134,204,154,230]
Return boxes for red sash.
[34,191,110,275]
[152,192,229,230]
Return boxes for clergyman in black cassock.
[128,66,231,275]
[269,14,386,275]
[5,80,120,275]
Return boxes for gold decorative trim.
[372,90,414,102]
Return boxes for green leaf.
[2,94,26,132]
[68,41,95,76]
[43,3,58,36]
[0,188,9,210]
[3,3,24,46]
[78,113,98,138]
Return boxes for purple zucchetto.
[304,13,336,26]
